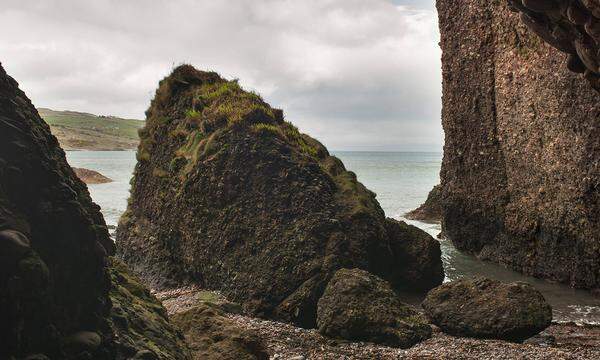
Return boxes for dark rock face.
[405,184,442,222]
[508,0,600,91]
[109,259,191,360]
[317,268,431,348]
[437,0,600,289]
[422,277,552,341]
[116,65,444,328]
[0,62,114,359]
[0,62,189,359]
[171,303,268,360]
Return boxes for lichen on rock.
[116,64,444,328]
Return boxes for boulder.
[171,303,268,360]
[317,268,431,348]
[116,65,444,327]
[422,277,552,341]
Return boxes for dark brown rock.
[422,277,552,342]
[0,62,190,359]
[116,65,444,328]
[510,0,600,90]
[73,167,113,184]
[437,0,600,289]
[405,184,442,223]
[0,61,113,359]
[317,268,431,348]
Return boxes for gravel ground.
[156,287,600,359]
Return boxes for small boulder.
[422,277,552,342]
[317,268,431,348]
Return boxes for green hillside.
[38,108,144,150]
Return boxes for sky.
[0,0,442,151]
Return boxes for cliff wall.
[437,0,600,289]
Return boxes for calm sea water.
[66,150,600,324]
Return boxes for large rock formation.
[437,0,600,289]
[317,268,431,348]
[422,277,552,342]
[508,0,600,91]
[116,65,444,328]
[0,62,187,359]
[0,62,114,359]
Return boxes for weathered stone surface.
[171,303,268,360]
[317,268,431,348]
[109,259,191,360]
[0,61,113,359]
[509,0,600,91]
[422,277,552,341]
[405,184,442,222]
[116,65,444,327]
[437,0,600,289]
[0,62,189,359]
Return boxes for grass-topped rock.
[116,64,443,328]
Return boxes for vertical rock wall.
[437,0,600,289]
[0,63,114,358]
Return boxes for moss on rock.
[116,64,444,328]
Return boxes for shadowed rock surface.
[0,61,114,359]
[116,65,443,328]
[437,0,600,289]
[508,0,600,91]
[0,62,189,359]
[317,268,431,348]
[422,277,552,342]
[405,184,442,222]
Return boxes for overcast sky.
[0,0,441,151]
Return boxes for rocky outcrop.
[0,61,114,359]
[437,0,600,289]
[405,184,442,222]
[317,268,431,348]
[508,0,600,91]
[422,277,552,341]
[0,62,188,359]
[73,167,113,184]
[116,65,444,328]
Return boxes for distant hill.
[38,108,144,150]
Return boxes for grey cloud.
[0,0,442,151]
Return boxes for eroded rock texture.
[317,268,431,348]
[0,62,189,360]
[422,277,552,342]
[437,0,600,289]
[116,65,444,328]
[0,62,114,358]
[509,0,600,91]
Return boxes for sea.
[66,150,600,324]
